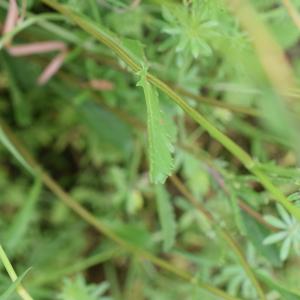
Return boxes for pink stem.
[89,79,114,91]
[8,41,67,56]
[3,0,19,35]
[37,50,67,85]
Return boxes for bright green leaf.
[137,70,174,184]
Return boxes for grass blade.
[39,0,300,221]
[155,184,176,251]
[0,245,33,300]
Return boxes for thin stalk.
[170,175,266,300]
[282,0,300,30]
[31,248,121,286]
[172,85,259,117]
[0,121,240,300]
[62,69,275,232]
[40,0,300,221]
[0,245,33,300]
[180,144,277,231]
[226,0,297,100]
[56,69,273,232]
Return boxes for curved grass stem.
[40,0,300,221]
[0,245,33,300]
[170,175,266,300]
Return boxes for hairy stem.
[40,0,300,220]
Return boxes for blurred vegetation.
[1,0,300,299]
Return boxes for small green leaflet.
[155,184,176,252]
[137,68,174,184]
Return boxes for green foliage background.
[1,0,300,299]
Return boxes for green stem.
[54,65,267,298]
[0,245,33,300]
[170,175,266,300]
[40,0,300,221]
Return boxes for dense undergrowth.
[1,0,300,299]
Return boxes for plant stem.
[0,245,33,300]
[282,0,300,30]
[170,175,266,300]
[40,0,300,221]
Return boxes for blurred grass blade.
[155,184,176,252]
[1,53,31,126]
[0,124,33,174]
[5,178,42,254]
[257,271,300,300]
[226,0,296,97]
[40,0,300,221]
[0,268,32,300]
[283,0,300,30]
[0,245,33,300]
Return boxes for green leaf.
[59,275,110,300]
[280,236,292,261]
[155,184,176,252]
[1,53,31,126]
[0,125,34,175]
[241,212,281,267]
[137,70,174,184]
[0,268,32,300]
[5,178,42,254]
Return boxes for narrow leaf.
[263,231,288,245]
[5,178,42,254]
[264,215,287,230]
[1,53,31,126]
[0,125,33,174]
[137,70,174,184]
[0,268,31,300]
[155,184,176,252]
[280,236,292,261]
